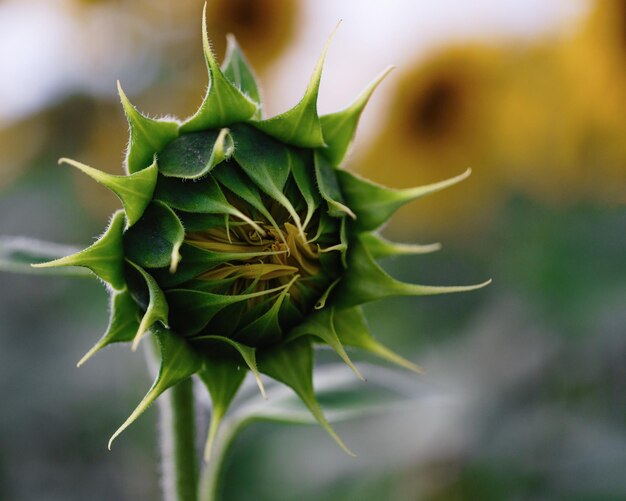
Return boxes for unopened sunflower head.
[33,7,490,459]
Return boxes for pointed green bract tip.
[360,232,441,259]
[251,23,340,148]
[128,261,169,351]
[59,157,158,227]
[338,168,472,231]
[117,81,180,174]
[31,210,127,290]
[222,33,262,109]
[321,65,394,166]
[77,288,141,367]
[259,337,355,456]
[181,4,258,132]
[334,238,491,308]
[333,307,423,374]
[110,328,202,449]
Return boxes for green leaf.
[196,336,266,399]
[157,129,234,179]
[198,355,246,462]
[117,82,180,174]
[0,237,89,276]
[289,308,364,381]
[251,25,339,148]
[127,261,169,351]
[176,211,227,232]
[59,157,158,227]
[337,168,472,231]
[334,307,422,374]
[359,232,441,259]
[77,288,141,367]
[31,210,126,290]
[258,337,354,456]
[124,201,184,272]
[334,238,491,309]
[231,124,304,233]
[314,152,356,219]
[320,65,394,166]
[108,326,202,449]
[181,6,258,132]
[154,174,264,235]
[221,34,261,112]
[167,282,288,336]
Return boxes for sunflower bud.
[32,7,489,459]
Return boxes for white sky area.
[0,0,589,126]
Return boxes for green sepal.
[154,174,264,235]
[221,34,262,113]
[195,335,266,399]
[359,232,441,259]
[127,261,170,351]
[337,168,472,231]
[314,152,356,219]
[314,277,341,310]
[176,212,227,232]
[77,288,141,367]
[59,157,157,227]
[250,26,338,148]
[31,210,126,290]
[288,308,364,381]
[108,326,202,449]
[198,354,246,462]
[0,237,88,276]
[117,82,180,174]
[234,279,294,347]
[320,65,394,166]
[258,337,355,456]
[212,164,284,239]
[124,201,184,272]
[290,151,321,230]
[181,7,258,132]
[167,282,288,336]
[334,237,491,309]
[334,307,422,374]
[157,129,233,180]
[231,124,303,233]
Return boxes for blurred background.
[0,0,624,499]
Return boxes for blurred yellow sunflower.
[206,0,299,72]
[497,0,626,205]
[556,0,626,204]
[354,46,508,238]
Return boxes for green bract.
[30,12,489,459]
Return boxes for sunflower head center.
[185,219,320,304]
[409,76,464,140]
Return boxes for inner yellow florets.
[185,221,320,305]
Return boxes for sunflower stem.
[158,377,199,501]
[199,418,242,501]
